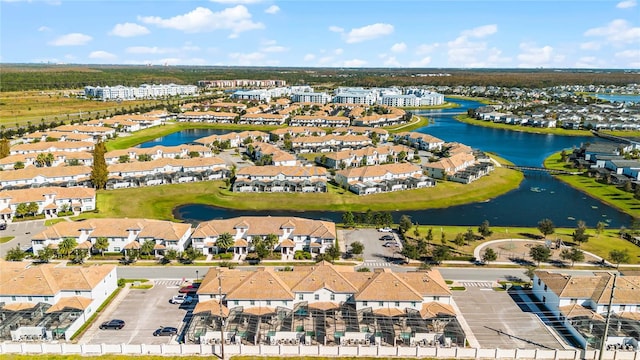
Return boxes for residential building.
[316,144,413,169]
[335,163,435,195]
[291,92,332,104]
[333,88,378,105]
[105,145,213,164]
[394,132,445,151]
[52,125,116,141]
[533,271,640,350]
[270,127,327,140]
[239,113,287,125]
[0,187,95,222]
[10,141,94,155]
[0,166,92,190]
[233,166,327,193]
[252,143,298,166]
[31,218,192,256]
[84,83,197,101]
[0,151,93,170]
[190,262,458,346]
[22,131,94,144]
[291,135,372,153]
[289,115,351,127]
[198,79,286,88]
[191,216,336,257]
[177,111,237,123]
[0,261,117,341]
[195,131,269,149]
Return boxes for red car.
[178,283,200,294]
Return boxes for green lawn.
[385,115,430,133]
[544,151,640,219]
[76,167,522,221]
[0,236,15,244]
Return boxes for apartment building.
[335,163,434,195]
[10,141,94,155]
[316,144,413,169]
[0,186,95,222]
[233,165,327,193]
[291,135,372,153]
[0,151,93,170]
[394,132,445,151]
[104,145,213,164]
[289,115,351,128]
[0,166,92,189]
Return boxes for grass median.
[76,167,522,221]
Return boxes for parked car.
[178,283,200,294]
[378,227,393,233]
[99,319,125,330]
[383,241,398,248]
[380,235,394,241]
[153,326,178,337]
[169,294,193,304]
[0,223,6,230]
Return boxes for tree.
[426,228,433,245]
[464,228,475,245]
[350,241,364,255]
[454,233,465,247]
[572,220,588,246]
[401,243,420,260]
[342,211,355,227]
[90,140,108,189]
[58,237,78,258]
[482,248,497,264]
[560,248,584,267]
[529,244,551,266]
[118,155,130,163]
[37,247,55,263]
[478,220,493,237]
[596,221,606,238]
[398,214,412,234]
[0,138,10,159]
[440,231,447,245]
[216,232,234,253]
[141,239,155,258]
[137,154,152,162]
[94,237,109,256]
[27,202,39,216]
[5,246,26,261]
[431,246,449,265]
[609,249,630,269]
[264,233,279,256]
[325,244,341,261]
[523,266,537,284]
[14,161,25,170]
[181,247,199,264]
[537,218,555,239]
[413,223,421,238]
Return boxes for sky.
[1,0,639,69]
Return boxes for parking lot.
[339,228,404,265]
[82,280,195,345]
[453,287,564,349]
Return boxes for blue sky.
[1,0,639,68]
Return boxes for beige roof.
[308,301,340,311]
[193,299,229,317]
[45,296,92,313]
[0,260,115,296]
[75,240,93,250]
[193,216,336,241]
[243,306,276,316]
[536,271,640,304]
[107,157,225,174]
[419,302,456,319]
[336,163,422,180]
[225,268,294,301]
[54,125,114,134]
[372,307,405,317]
[236,165,326,178]
[291,261,358,294]
[559,304,605,321]
[11,141,94,153]
[0,166,92,182]
[2,302,37,311]
[0,187,95,204]
[616,312,640,321]
[354,269,424,302]
[31,218,191,242]
[123,241,141,250]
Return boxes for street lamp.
[196,270,199,282]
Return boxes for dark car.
[0,223,6,230]
[380,235,394,241]
[153,326,178,337]
[178,283,200,294]
[99,319,125,330]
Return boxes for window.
[250,300,255,306]
[538,279,541,286]
[314,294,320,301]
[75,291,81,295]
[542,296,546,303]
[395,301,400,307]
[411,302,417,307]
[282,301,287,306]
[11,296,16,301]
[433,296,440,301]
[266,300,271,306]
[44,297,50,301]
[570,298,577,304]
[330,294,335,301]
[362,301,368,306]
[28,296,32,301]
[544,285,547,291]
[619,305,625,311]
[299,294,304,300]
[114,247,120,252]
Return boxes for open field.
[75,167,522,221]
[544,151,640,219]
[404,224,640,264]
[0,90,162,128]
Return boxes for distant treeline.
[1,64,638,92]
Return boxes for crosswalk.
[361,260,393,268]
[155,280,183,287]
[458,281,494,288]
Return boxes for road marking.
[459,281,494,288]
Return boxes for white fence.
[1,342,639,359]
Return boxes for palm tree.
[58,237,78,258]
[216,232,234,254]
[94,237,109,256]
[264,233,279,256]
[141,240,155,258]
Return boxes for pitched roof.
[31,218,191,241]
[225,268,294,300]
[45,296,93,313]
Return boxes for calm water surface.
[139,99,635,227]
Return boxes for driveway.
[0,220,47,257]
[81,279,195,345]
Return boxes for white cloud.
[139,6,264,36]
[109,22,150,37]
[126,46,176,54]
[38,26,51,32]
[262,45,287,53]
[228,52,266,66]
[447,35,488,66]
[584,19,640,44]
[342,59,367,67]
[517,42,559,68]
[48,33,92,46]
[210,0,262,3]
[580,41,601,50]
[264,5,279,14]
[415,43,439,55]
[303,54,315,61]
[383,56,400,67]
[574,56,600,68]
[615,49,640,59]
[329,25,344,33]
[409,57,432,67]
[334,48,343,55]
[88,50,117,60]
[461,24,498,38]
[345,23,393,43]
[390,42,406,53]
[616,0,636,8]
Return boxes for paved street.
[0,220,47,258]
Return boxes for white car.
[378,227,393,233]
[169,295,193,304]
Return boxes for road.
[117,265,601,282]
[0,220,47,257]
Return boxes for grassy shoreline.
[543,150,640,219]
[455,115,595,137]
[402,102,460,110]
[76,166,523,221]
